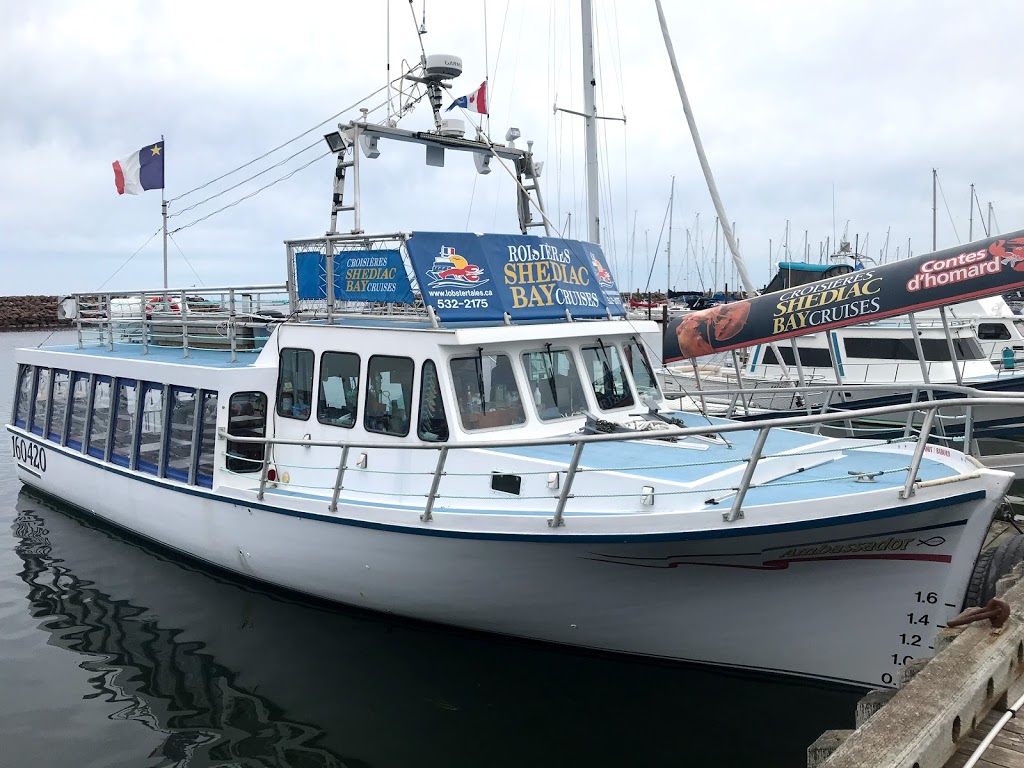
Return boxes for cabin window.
[365,355,414,436]
[318,352,360,428]
[66,373,90,451]
[227,392,267,473]
[582,343,635,411]
[136,383,164,475]
[417,360,449,442]
[624,339,660,400]
[276,348,314,420]
[165,387,197,482]
[195,391,219,488]
[760,345,836,368]
[522,347,586,421]
[978,323,1012,341]
[110,379,138,468]
[843,337,985,362]
[14,364,32,428]
[88,376,113,459]
[30,367,51,436]
[47,370,70,443]
[450,353,526,431]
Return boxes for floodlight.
[324,131,346,154]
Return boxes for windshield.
[522,348,586,421]
[624,338,660,400]
[450,353,526,430]
[582,343,635,411]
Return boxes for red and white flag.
[445,81,488,115]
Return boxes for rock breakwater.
[0,295,70,331]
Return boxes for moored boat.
[6,24,1022,691]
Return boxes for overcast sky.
[2,1,1022,297]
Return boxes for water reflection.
[11,489,859,767]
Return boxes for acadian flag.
[446,81,488,115]
[112,141,164,195]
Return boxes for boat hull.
[11,429,1004,689]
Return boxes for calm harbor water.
[0,329,860,767]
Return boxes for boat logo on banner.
[426,246,490,287]
[663,230,1024,362]
[407,232,624,322]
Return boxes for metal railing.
[217,394,1024,527]
[665,378,1024,422]
[67,285,289,361]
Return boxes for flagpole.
[161,134,168,303]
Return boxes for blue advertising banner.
[295,249,414,303]
[406,232,624,322]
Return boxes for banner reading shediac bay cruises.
[664,231,1024,362]
[294,249,414,303]
[406,232,624,321]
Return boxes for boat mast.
[667,176,674,297]
[932,168,938,250]
[581,0,601,245]
[969,183,975,241]
[653,0,754,295]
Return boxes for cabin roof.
[25,343,257,368]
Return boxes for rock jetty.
[0,295,70,331]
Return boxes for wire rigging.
[935,173,962,245]
[169,138,323,219]
[95,228,162,290]
[167,234,205,286]
[170,151,330,234]
[167,84,392,204]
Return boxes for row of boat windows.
[13,365,218,487]
[760,336,987,367]
[274,339,659,435]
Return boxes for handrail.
[218,395,1024,527]
[218,395,1024,451]
[664,380,1024,403]
[725,427,769,523]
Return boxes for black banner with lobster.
[664,230,1024,362]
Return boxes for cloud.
[1,1,1022,296]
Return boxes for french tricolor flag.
[446,81,488,115]
[112,141,165,195]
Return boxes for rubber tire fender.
[963,534,1024,609]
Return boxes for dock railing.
[218,394,1024,525]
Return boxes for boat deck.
[497,419,958,510]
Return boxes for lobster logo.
[991,238,1024,271]
[426,246,489,286]
[591,257,614,286]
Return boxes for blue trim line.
[749,345,761,373]
[5,425,989,544]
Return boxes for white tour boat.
[7,31,1023,690]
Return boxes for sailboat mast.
[667,176,674,296]
[580,0,601,245]
[969,183,975,241]
[653,0,754,295]
[932,168,938,250]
